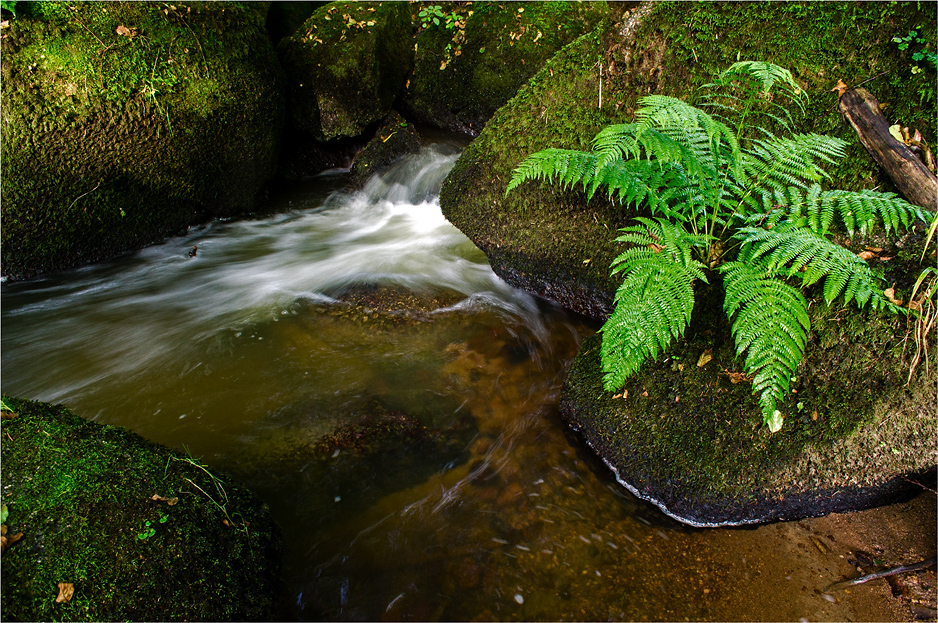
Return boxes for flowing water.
[1,144,932,621]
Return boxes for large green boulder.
[440,1,936,317]
[401,1,612,136]
[440,1,938,524]
[278,1,413,142]
[0,397,283,621]
[0,1,285,280]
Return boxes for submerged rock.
[0,396,283,621]
[440,1,938,524]
[0,2,285,280]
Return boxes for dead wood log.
[839,87,938,211]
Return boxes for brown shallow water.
[1,146,934,621]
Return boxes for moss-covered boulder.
[440,1,938,524]
[349,111,422,186]
[278,1,413,142]
[0,396,282,621]
[0,1,285,281]
[440,1,937,318]
[401,1,613,136]
[561,280,937,526]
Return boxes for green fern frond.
[634,95,741,168]
[720,261,810,430]
[734,224,892,309]
[505,148,598,197]
[756,185,930,237]
[600,253,704,390]
[612,217,711,275]
[716,61,805,100]
[741,134,847,191]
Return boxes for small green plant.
[417,4,470,69]
[892,28,937,104]
[507,61,931,431]
[137,519,156,540]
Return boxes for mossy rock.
[264,1,326,43]
[439,1,937,523]
[0,396,283,621]
[440,1,936,317]
[0,1,285,281]
[278,1,413,142]
[349,111,422,186]
[560,276,937,526]
[401,1,613,136]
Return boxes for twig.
[66,179,103,212]
[825,557,936,592]
[901,473,938,495]
[70,13,113,54]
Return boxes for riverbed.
[2,144,934,621]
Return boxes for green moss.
[278,1,413,141]
[0,396,282,621]
[562,275,935,522]
[1,1,285,280]
[403,1,611,135]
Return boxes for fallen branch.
[838,87,938,210]
[826,556,937,592]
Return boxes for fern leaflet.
[720,261,810,430]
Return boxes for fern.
[735,223,893,309]
[720,262,810,431]
[505,60,932,431]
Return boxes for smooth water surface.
[2,145,925,621]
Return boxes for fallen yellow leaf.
[697,348,713,368]
[55,582,74,604]
[857,250,876,260]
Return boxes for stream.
[1,143,931,621]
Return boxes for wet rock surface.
[349,112,422,187]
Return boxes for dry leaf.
[831,79,848,98]
[811,409,818,421]
[1,530,23,551]
[116,24,131,36]
[857,250,876,260]
[648,243,663,253]
[723,370,751,384]
[151,494,178,506]
[697,348,713,368]
[641,390,649,397]
[55,582,74,604]
[884,286,902,306]
[864,246,883,253]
